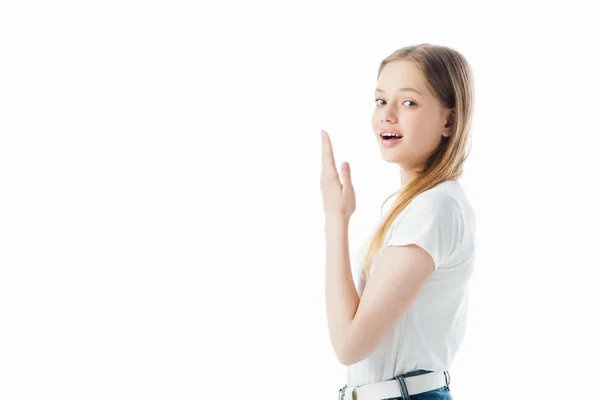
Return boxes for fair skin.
[373,60,454,185]
[320,59,454,366]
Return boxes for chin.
[380,149,403,164]
[381,156,398,163]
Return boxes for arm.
[324,217,360,364]
[325,217,435,366]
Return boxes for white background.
[1,1,599,399]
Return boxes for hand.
[320,130,356,221]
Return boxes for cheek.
[371,112,378,131]
[406,112,437,138]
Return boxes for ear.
[442,109,456,137]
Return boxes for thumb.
[341,162,353,190]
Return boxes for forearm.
[324,217,360,361]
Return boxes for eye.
[375,98,417,107]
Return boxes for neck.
[400,167,419,186]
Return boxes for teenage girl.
[320,43,475,400]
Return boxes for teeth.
[382,133,401,138]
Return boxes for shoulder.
[393,182,464,227]
[412,189,460,212]
[386,182,467,268]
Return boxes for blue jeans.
[383,369,452,400]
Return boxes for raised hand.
[320,130,356,221]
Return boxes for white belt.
[339,371,448,400]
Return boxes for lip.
[378,128,403,138]
[379,136,402,147]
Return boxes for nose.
[380,107,397,124]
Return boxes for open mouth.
[379,131,403,147]
[380,133,403,140]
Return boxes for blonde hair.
[360,43,475,279]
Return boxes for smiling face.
[372,60,454,181]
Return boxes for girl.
[320,44,475,400]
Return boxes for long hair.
[360,43,475,279]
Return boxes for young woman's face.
[372,60,453,172]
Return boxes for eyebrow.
[375,87,423,96]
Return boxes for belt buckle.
[338,384,347,400]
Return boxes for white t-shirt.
[347,180,476,387]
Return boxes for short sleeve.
[386,193,463,270]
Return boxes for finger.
[321,130,337,177]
